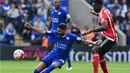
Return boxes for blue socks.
[41,64,56,73]
[34,69,39,73]
[67,58,72,68]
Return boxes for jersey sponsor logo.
[52,18,59,23]
[100,18,105,23]
[55,42,67,50]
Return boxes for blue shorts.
[48,36,57,43]
[41,55,65,68]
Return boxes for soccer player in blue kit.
[48,0,72,70]
[24,22,98,73]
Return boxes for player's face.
[58,28,66,36]
[93,3,101,13]
[54,0,60,9]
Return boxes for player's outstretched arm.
[82,40,99,46]
[24,22,46,34]
[82,22,108,36]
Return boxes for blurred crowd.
[0,0,130,46]
[0,0,53,46]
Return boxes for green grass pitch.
[0,60,130,73]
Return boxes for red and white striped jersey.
[98,7,118,42]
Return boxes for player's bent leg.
[34,62,47,73]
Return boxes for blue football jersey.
[51,8,70,30]
[45,30,82,60]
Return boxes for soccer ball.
[13,49,25,60]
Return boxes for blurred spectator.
[2,0,10,13]
[44,0,51,8]
[35,0,44,9]
[26,0,33,8]
[115,6,125,23]
[33,16,46,29]
[18,9,26,35]
[113,0,120,12]
[122,0,128,13]
[6,3,20,27]
[103,0,109,9]
[37,5,47,20]
[20,0,27,9]
[3,23,16,45]
[71,24,81,37]
[28,3,37,21]
[19,0,30,19]
[32,11,46,24]
[0,4,3,16]
[125,8,130,23]
[120,20,129,34]
[116,6,126,18]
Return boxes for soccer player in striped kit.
[82,0,118,73]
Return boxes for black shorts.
[93,37,116,55]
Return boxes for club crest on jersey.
[52,18,59,23]
[100,18,104,23]
[66,37,70,40]
[58,12,61,15]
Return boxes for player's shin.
[34,69,40,73]
[41,64,56,73]
[92,53,100,73]
[100,57,108,73]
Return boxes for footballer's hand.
[90,9,99,16]
[93,40,102,46]
[24,22,32,29]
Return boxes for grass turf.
[0,60,130,73]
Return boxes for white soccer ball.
[13,49,25,60]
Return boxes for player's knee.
[34,69,40,73]
[52,62,59,68]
